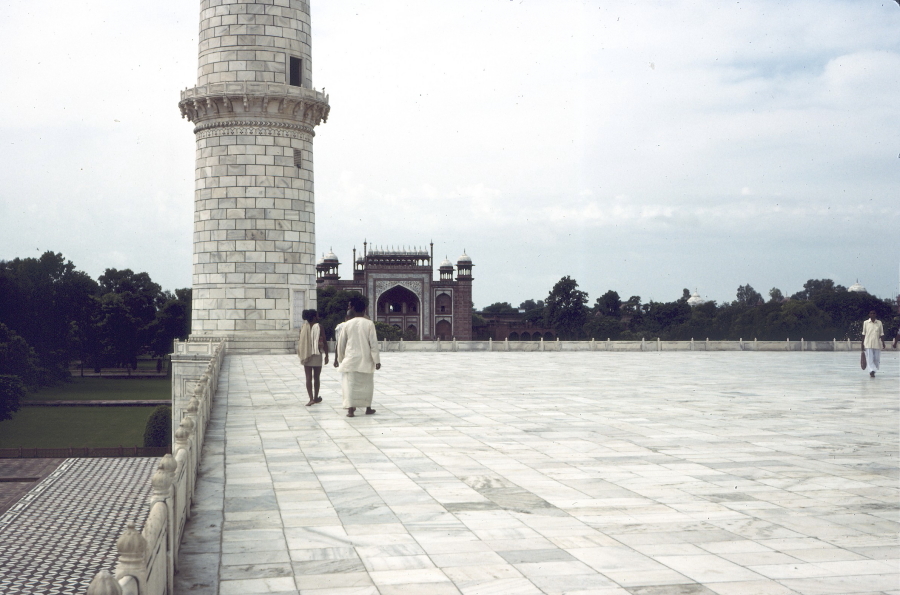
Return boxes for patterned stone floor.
[0,459,64,515]
[177,351,899,595]
[0,457,158,595]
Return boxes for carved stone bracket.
[178,83,330,129]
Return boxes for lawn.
[25,377,171,402]
[0,407,159,448]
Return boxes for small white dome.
[439,257,453,268]
[317,254,325,265]
[324,249,338,262]
[687,289,704,306]
[457,251,472,264]
[848,280,866,293]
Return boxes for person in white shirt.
[335,294,381,417]
[861,310,885,378]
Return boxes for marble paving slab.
[176,351,899,595]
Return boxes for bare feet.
[347,407,356,417]
[365,407,376,415]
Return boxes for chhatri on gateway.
[178,0,329,354]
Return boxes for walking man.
[862,310,885,377]
[335,294,380,417]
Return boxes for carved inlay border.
[375,280,423,300]
[195,121,314,140]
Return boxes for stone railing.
[325,338,866,353]
[180,81,328,104]
[85,340,226,595]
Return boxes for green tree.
[0,252,99,381]
[640,301,692,337]
[98,293,142,370]
[143,405,172,447]
[594,290,622,317]
[0,375,24,423]
[482,302,518,315]
[735,284,763,307]
[790,279,846,301]
[678,288,691,304]
[813,291,892,339]
[543,276,589,339]
[519,299,544,311]
[0,323,43,388]
[374,322,402,341]
[768,287,784,303]
[317,287,364,340]
[96,268,164,369]
[583,316,623,340]
[768,301,830,339]
[148,288,192,357]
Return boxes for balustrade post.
[86,570,122,595]
[152,454,177,592]
[115,523,147,591]
[175,418,195,507]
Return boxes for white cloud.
[0,0,897,305]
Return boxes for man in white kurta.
[862,310,885,377]
[336,302,380,416]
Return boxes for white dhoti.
[864,348,881,373]
[341,371,374,408]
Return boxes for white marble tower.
[178,0,329,353]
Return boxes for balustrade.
[85,340,225,595]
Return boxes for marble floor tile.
[172,352,898,594]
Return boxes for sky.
[1,0,898,308]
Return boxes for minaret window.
[289,57,302,87]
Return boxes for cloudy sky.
[1,0,898,308]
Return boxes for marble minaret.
[178,0,329,353]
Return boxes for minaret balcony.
[179,82,330,128]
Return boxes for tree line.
[482,277,898,342]
[0,252,190,420]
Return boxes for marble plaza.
[176,351,899,595]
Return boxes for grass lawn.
[25,377,171,402]
[0,407,159,448]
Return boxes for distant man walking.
[862,310,885,378]
[335,295,380,417]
